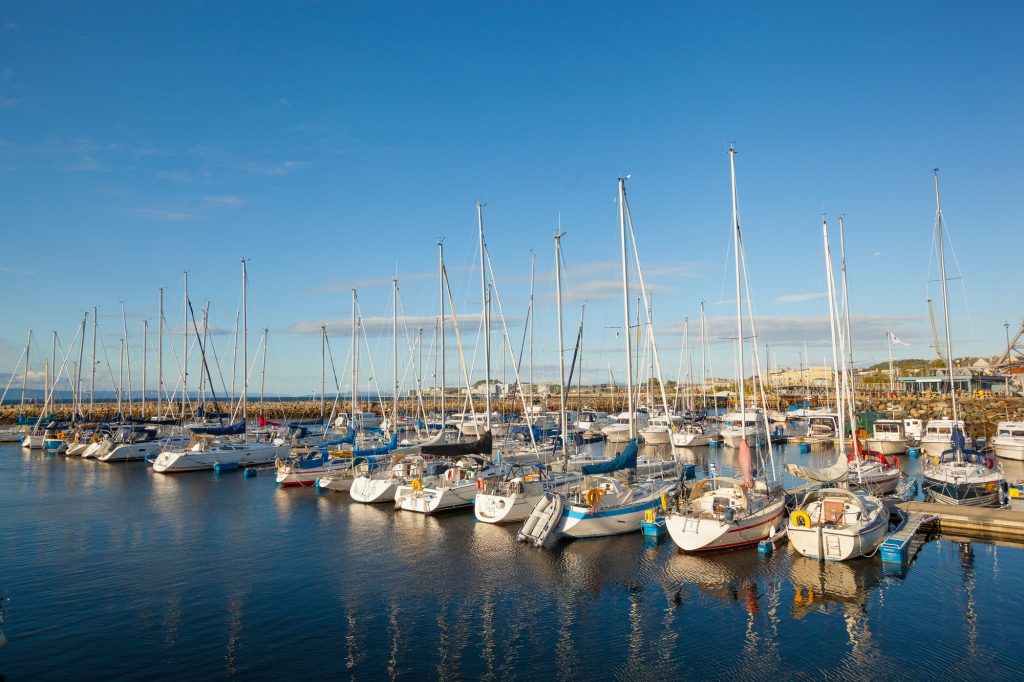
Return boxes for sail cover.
[421,431,492,457]
[353,433,398,457]
[785,455,848,483]
[581,439,638,475]
[189,419,246,436]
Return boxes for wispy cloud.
[775,292,825,304]
[279,313,498,338]
[123,193,247,222]
[200,194,246,207]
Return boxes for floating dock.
[880,511,939,564]
[897,501,1024,542]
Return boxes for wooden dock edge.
[898,501,1024,541]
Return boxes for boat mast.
[75,313,87,418]
[157,290,163,418]
[555,230,568,450]
[886,331,895,392]
[699,302,708,413]
[241,257,248,429]
[438,241,446,427]
[117,338,123,417]
[351,289,358,426]
[182,271,188,422]
[50,330,56,413]
[729,145,746,426]
[141,319,147,420]
[529,249,536,411]
[260,328,267,420]
[822,219,846,457]
[121,302,132,418]
[933,170,961,457]
[685,317,693,413]
[477,201,491,431]
[320,324,326,424]
[618,177,636,439]
[393,277,399,432]
[20,330,31,416]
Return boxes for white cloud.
[775,292,826,304]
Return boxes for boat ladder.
[880,511,940,565]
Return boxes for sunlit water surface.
[1,440,1022,680]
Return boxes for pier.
[897,501,1024,542]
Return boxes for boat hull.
[788,514,889,561]
[993,439,1024,461]
[863,438,908,456]
[395,481,479,513]
[665,500,785,552]
[557,486,672,539]
[152,443,290,473]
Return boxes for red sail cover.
[738,440,755,487]
[258,415,280,428]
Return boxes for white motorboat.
[152,436,290,473]
[602,411,649,444]
[787,488,891,561]
[664,475,786,552]
[671,421,719,448]
[992,421,1024,461]
[474,464,578,524]
[920,419,972,459]
[349,455,449,503]
[639,414,680,445]
[575,410,612,433]
[720,411,766,448]
[0,428,24,443]
[394,455,509,514]
[865,419,909,455]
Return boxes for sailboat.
[153,259,291,473]
[664,146,785,553]
[787,218,893,560]
[920,171,1005,506]
[518,178,675,546]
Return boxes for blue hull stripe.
[564,499,659,520]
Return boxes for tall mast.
[393,277,399,431]
[351,289,358,424]
[320,324,326,424]
[699,302,708,412]
[685,317,693,412]
[89,308,97,416]
[934,170,960,452]
[157,290,163,418]
[260,328,268,419]
[182,271,188,422]
[438,242,446,426]
[887,332,895,392]
[241,258,248,427]
[117,338,124,417]
[230,311,239,404]
[121,302,132,418]
[20,330,31,415]
[50,330,56,409]
[75,313,87,418]
[555,230,568,449]
[528,249,536,409]
[822,220,846,456]
[729,145,746,424]
[618,177,636,439]
[141,319,147,419]
[477,201,491,431]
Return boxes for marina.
[2,438,1023,679]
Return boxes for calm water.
[1,440,1022,680]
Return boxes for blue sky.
[1,1,1021,398]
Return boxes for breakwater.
[5,394,1023,436]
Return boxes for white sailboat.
[664,146,785,553]
[153,260,290,474]
[920,171,1005,506]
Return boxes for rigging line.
[441,262,481,436]
[355,301,386,408]
[187,298,224,420]
[482,244,540,446]
[0,343,28,406]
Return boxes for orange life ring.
[475,477,486,491]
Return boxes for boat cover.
[421,431,492,457]
[785,454,849,483]
[189,419,246,436]
[352,433,398,457]
[581,439,638,475]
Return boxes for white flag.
[887,330,908,346]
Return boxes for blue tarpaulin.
[581,439,638,475]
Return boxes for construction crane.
[997,319,1024,366]
[927,299,944,363]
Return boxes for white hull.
[639,427,671,445]
[152,441,291,473]
[602,425,633,444]
[22,434,44,449]
[671,431,713,448]
[721,430,764,448]
[993,440,1024,461]
[475,490,540,524]
[99,437,190,462]
[665,499,785,552]
[395,480,480,513]
[863,438,908,456]
[787,490,889,561]
[788,517,888,561]
[64,441,92,456]
[81,440,112,459]
[556,481,674,539]
[349,476,400,503]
